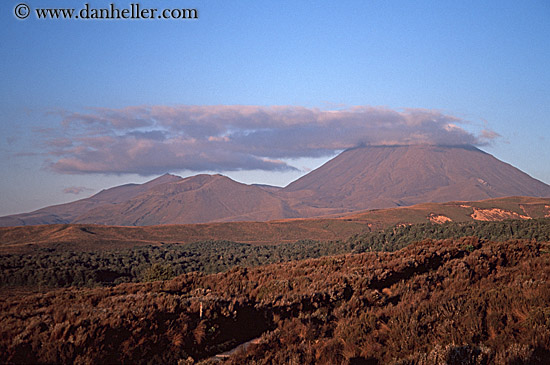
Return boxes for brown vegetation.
[0,219,368,254]
[1,237,549,364]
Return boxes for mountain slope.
[283,145,550,212]
[0,174,182,226]
[72,174,299,225]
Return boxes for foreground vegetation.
[1,218,550,288]
[2,218,550,363]
[1,236,549,364]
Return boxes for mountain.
[72,174,299,225]
[283,145,550,212]
[0,173,298,227]
[1,144,550,226]
[0,174,183,226]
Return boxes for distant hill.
[1,144,549,226]
[1,196,549,253]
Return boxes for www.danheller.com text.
[26,3,199,20]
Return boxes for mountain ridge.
[1,144,549,226]
[71,174,300,225]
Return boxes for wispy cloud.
[62,186,93,195]
[41,105,498,175]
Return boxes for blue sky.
[1,0,549,216]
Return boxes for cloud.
[480,129,501,141]
[43,105,498,175]
[62,186,93,195]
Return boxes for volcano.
[283,145,550,212]
[1,145,549,226]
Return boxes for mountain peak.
[284,144,550,210]
[144,173,183,186]
[179,173,229,184]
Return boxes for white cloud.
[43,105,498,175]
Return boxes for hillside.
[345,196,550,227]
[2,217,549,289]
[1,196,549,253]
[72,174,300,225]
[2,212,550,363]
[0,219,368,254]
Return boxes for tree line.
[1,217,550,288]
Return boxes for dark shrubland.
[1,234,550,364]
[2,218,550,289]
